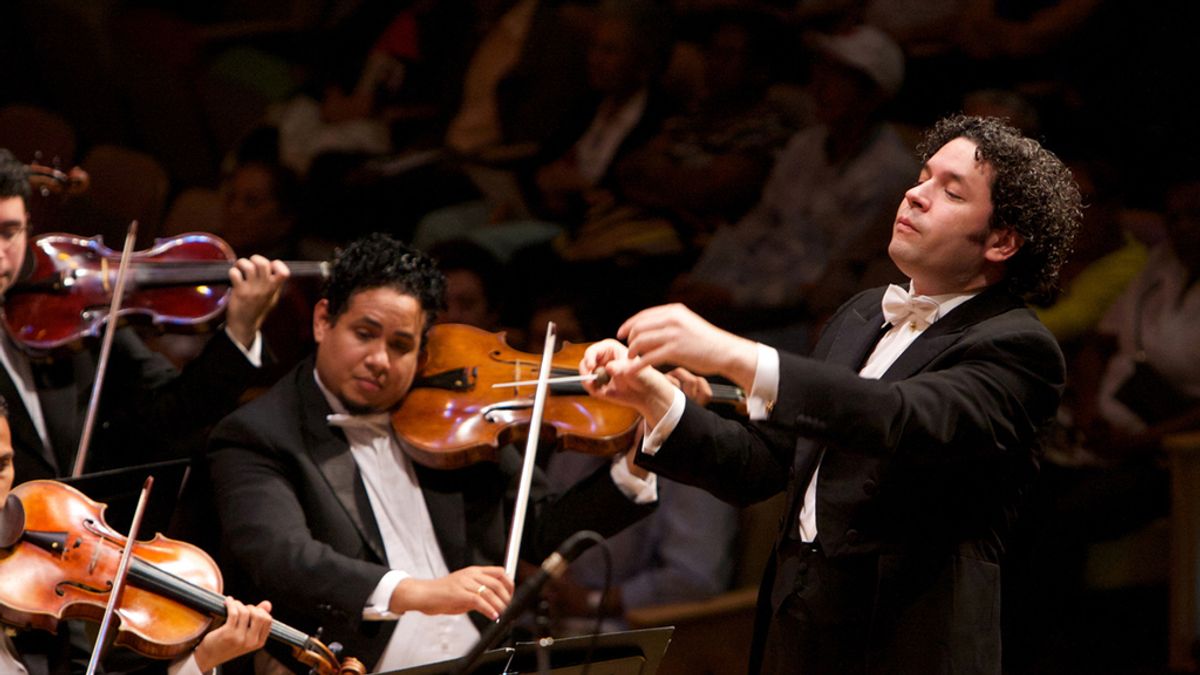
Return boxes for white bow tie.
[327,412,393,434]
[881,284,941,330]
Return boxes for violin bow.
[71,221,138,477]
[85,476,154,675]
[502,322,558,578]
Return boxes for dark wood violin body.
[393,323,642,469]
[4,233,236,353]
[3,232,328,354]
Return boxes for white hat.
[811,25,905,98]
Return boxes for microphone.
[451,531,601,675]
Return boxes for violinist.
[0,395,274,675]
[0,148,290,481]
[206,233,657,672]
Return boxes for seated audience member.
[0,148,289,481]
[569,8,798,257]
[1034,158,1149,344]
[1021,172,1200,668]
[0,395,273,675]
[672,24,916,352]
[206,234,657,672]
[217,156,301,260]
[428,239,507,331]
[413,0,676,261]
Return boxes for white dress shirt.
[316,373,479,670]
[642,284,979,542]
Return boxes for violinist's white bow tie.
[327,412,393,434]
[881,284,941,330]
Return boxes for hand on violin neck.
[192,597,273,673]
[225,256,291,349]
[390,566,514,620]
[581,339,676,428]
[617,303,758,394]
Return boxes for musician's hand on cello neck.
[389,566,514,621]
[617,303,759,395]
[192,596,274,672]
[225,255,291,350]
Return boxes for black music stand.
[377,627,673,675]
[60,458,190,534]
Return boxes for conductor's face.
[313,287,425,414]
[889,137,1010,295]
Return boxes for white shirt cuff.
[640,388,686,457]
[609,451,658,504]
[746,344,778,420]
[224,326,264,368]
[168,654,204,675]
[364,570,410,620]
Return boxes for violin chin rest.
[0,494,25,548]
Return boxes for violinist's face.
[0,196,29,296]
[0,417,14,504]
[312,287,425,414]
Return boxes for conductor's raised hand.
[225,255,291,349]
[581,339,677,428]
[390,566,514,620]
[617,303,759,393]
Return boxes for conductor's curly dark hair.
[321,233,446,342]
[918,115,1081,303]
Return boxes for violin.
[2,232,328,353]
[0,480,365,674]
[392,323,643,470]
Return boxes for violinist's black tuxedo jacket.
[638,284,1065,675]
[1,327,262,483]
[206,357,655,672]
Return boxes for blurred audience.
[672,24,915,352]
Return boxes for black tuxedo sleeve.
[770,320,1064,465]
[208,415,387,629]
[100,329,267,461]
[636,400,798,507]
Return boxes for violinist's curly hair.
[321,233,446,340]
[0,149,31,205]
[0,394,8,419]
[918,115,1081,303]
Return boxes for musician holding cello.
[206,234,658,672]
[0,394,275,674]
[0,148,290,481]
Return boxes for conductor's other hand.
[225,255,290,349]
[617,304,759,393]
[193,597,273,672]
[390,566,514,620]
